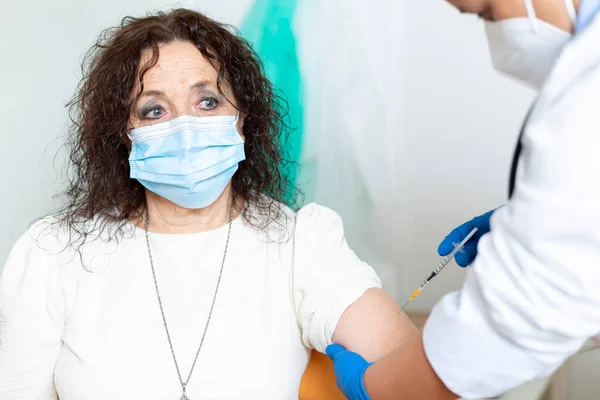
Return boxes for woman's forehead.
[141,42,217,78]
[137,42,220,92]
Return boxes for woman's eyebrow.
[190,80,212,91]
[138,89,166,99]
[190,80,224,96]
[137,81,217,99]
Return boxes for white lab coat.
[422,14,600,400]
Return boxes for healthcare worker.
[325,0,600,399]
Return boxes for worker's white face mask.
[485,0,577,89]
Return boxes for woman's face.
[129,41,244,133]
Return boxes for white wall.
[568,347,600,399]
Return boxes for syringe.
[400,227,478,311]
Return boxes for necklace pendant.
[180,393,190,400]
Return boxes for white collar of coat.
[541,14,600,104]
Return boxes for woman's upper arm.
[333,288,416,362]
[0,226,64,399]
[292,204,415,357]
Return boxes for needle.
[399,227,479,312]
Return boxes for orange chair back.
[298,350,345,400]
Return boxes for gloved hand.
[326,344,372,400]
[438,208,498,267]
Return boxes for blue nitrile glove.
[326,344,372,400]
[438,208,498,267]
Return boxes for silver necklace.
[144,205,233,400]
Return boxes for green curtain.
[240,0,302,205]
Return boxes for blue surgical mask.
[128,114,245,209]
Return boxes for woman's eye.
[142,106,165,119]
[199,97,218,110]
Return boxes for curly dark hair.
[59,8,298,242]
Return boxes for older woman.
[0,8,415,399]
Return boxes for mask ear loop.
[564,0,577,24]
[233,111,244,140]
[524,0,540,32]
